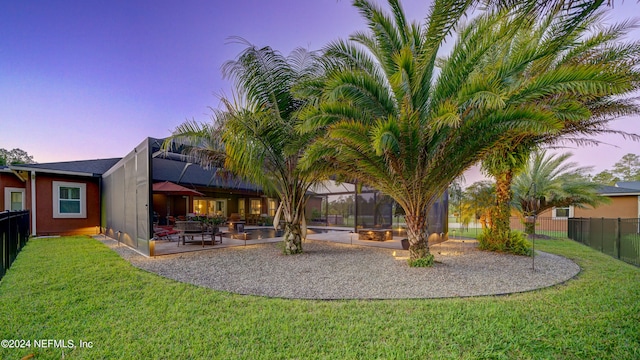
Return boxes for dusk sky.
[1,0,638,184]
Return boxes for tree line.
[590,153,640,185]
[0,148,35,166]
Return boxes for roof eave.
[8,166,97,178]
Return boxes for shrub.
[407,254,435,267]
[478,229,532,256]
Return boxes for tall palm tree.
[512,151,608,235]
[478,3,640,250]
[167,41,324,254]
[299,0,569,264]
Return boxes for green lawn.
[449,228,568,240]
[1,236,639,359]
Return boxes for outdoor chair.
[153,227,171,240]
[153,226,179,241]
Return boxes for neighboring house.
[615,181,640,191]
[521,182,640,233]
[573,184,640,219]
[539,184,640,220]
[1,159,120,236]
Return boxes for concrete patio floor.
[146,226,444,256]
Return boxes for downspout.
[30,171,36,235]
[98,176,102,235]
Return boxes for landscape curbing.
[97,235,581,300]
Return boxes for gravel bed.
[97,237,580,300]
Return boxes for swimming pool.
[224,227,347,240]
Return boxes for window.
[250,199,261,215]
[267,198,277,217]
[552,206,573,219]
[214,199,226,216]
[53,181,86,218]
[238,198,245,219]
[193,199,210,216]
[4,187,25,211]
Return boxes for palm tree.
[167,41,324,254]
[478,3,640,250]
[512,151,608,235]
[163,119,227,169]
[463,181,496,230]
[299,0,570,264]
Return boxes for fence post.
[600,217,604,252]
[617,218,621,260]
[579,218,583,243]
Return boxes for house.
[516,182,640,234]
[1,166,27,211]
[1,137,448,256]
[535,183,640,220]
[573,184,640,219]
[1,159,120,236]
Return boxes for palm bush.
[478,2,640,250]
[513,151,608,235]
[299,0,575,262]
[167,41,325,254]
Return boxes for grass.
[450,227,568,240]
[1,236,639,359]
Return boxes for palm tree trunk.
[282,222,303,254]
[404,214,430,261]
[524,220,535,236]
[491,169,513,245]
[280,193,308,255]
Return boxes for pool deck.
[127,226,440,256]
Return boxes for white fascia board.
[8,166,95,178]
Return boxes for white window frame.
[53,181,86,218]
[552,206,574,219]
[4,187,25,211]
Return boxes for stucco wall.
[34,174,101,236]
[0,172,26,211]
[574,196,639,219]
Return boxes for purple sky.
[1,0,638,184]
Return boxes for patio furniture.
[202,225,224,245]
[246,214,260,225]
[228,220,246,231]
[153,226,179,241]
[175,220,223,247]
[153,227,171,240]
[358,229,393,241]
[227,213,246,230]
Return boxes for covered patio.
[149,225,414,256]
[101,137,448,257]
